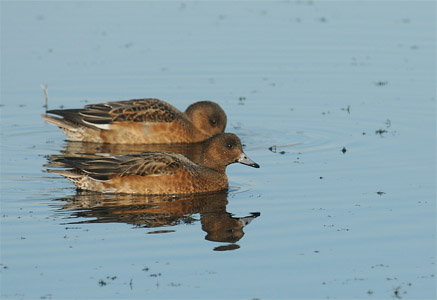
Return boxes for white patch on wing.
[82,119,112,130]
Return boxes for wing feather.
[46,98,181,129]
[53,152,192,181]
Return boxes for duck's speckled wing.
[47,98,180,129]
[55,152,195,181]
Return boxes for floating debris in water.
[98,280,107,286]
[385,119,392,128]
[341,105,351,114]
[375,81,388,86]
[268,145,287,155]
[319,17,327,22]
[40,84,48,110]
[393,286,402,299]
[375,129,388,135]
[341,147,347,154]
[377,191,386,196]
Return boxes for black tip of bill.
[238,153,260,168]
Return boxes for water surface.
[1,1,435,299]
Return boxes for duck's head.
[200,133,259,171]
[185,101,227,137]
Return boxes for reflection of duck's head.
[185,101,227,137]
[202,212,260,244]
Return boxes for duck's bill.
[237,152,260,168]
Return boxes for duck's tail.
[42,113,78,131]
[42,113,92,141]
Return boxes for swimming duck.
[49,133,259,194]
[42,98,227,144]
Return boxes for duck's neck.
[200,149,227,173]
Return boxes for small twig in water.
[40,84,48,111]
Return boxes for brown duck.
[42,98,227,144]
[49,133,259,194]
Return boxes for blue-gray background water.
[1,1,435,299]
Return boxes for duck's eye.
[227,143,233,149]
[209,119,217,126]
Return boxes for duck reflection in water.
[55,190,260,251]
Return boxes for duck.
[48,133,259,194]
[42,98,227,144]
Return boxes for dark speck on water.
[98,280,107,287]
[375,128,388,135]
[394,286,402,299]
[341,105,351,114]
[385,119,392,128]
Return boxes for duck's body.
[49,133,259,195]
[42,98,227,144]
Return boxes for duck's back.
[43,98,208,144]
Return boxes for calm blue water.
[1,1,435,299]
